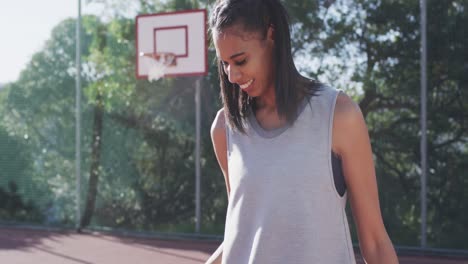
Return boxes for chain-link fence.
[0,0,467,254]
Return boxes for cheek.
[255,57,273,80]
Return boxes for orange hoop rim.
[139,52,177,66]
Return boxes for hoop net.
[139,52,177,82]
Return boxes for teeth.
[239,79,253,89]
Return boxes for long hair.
[210,0,320,132]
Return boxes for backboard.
[135,9,208,79]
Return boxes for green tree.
[294,0,468,248]
[0,18,95,225]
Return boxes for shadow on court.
[0,227,70,250]
[0,226,218,264]
[0,227,467,264]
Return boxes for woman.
[206,0,398,263]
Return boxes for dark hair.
[210,0,320,133]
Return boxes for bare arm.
[205,243,223,264]
[211,109,230,195]
[205,109,231,264]
[333,93,398,264]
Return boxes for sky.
[0,0,124,84]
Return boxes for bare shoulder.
[211,108,226,138]
[334,91,362,123]
[332,91,368,155]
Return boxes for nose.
[227,65,242,84]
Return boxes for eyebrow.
[229,52,245,59]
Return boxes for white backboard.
[136,9,208,79]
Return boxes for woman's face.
[213,25,275,97]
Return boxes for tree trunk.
[80,92,104,229]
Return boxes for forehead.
[213,26,263,58]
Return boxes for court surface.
[0,227,467,264]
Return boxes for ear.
[267,24,275,41]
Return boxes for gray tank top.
[222,86,356,264]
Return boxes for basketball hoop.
[135,9,208,234]
[139,52,177,82]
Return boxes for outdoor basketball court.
[1,4,466,264]
[0,227,467,264]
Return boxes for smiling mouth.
[239,79,253,89]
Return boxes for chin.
[242,89,259,97]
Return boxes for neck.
[255,86,277,111]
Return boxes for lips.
[239,79,253,90]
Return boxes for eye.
[235,59,247,66]
[220,58,247,68]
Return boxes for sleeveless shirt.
[222,86,356,264]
